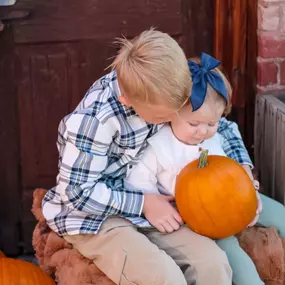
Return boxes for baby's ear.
[118,95,131,107]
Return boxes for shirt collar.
[111,70,137,119]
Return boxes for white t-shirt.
[125,125,226,196]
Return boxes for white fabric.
[125,125,226,196]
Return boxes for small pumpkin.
[0,251,55,284]
[175,150,258,239]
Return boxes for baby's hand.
[248,180,262,227]
[143,193,184,233]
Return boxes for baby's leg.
[216,236,264,285]
[258,193,285,236]
[64,217,189,285]
[143,225,232,285]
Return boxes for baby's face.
[171,103,223,145]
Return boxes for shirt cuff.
[240,162,254,169]
[122,191,144,217]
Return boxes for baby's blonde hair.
[189,57,232,116]
[111,28,191,109]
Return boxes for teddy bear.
[32,188,285,285]
[32,188,115,285]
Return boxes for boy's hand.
[143,193,184,233]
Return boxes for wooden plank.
[275,110,285,204]
[20,189,37,253]
[254,95,266,176]
[231,0,247,110]
[214,0,247,136]
[181,0,214,57]
[244,0,258,157]
[0,27,20,256]
[268,100,277,197]
[258,95,285,198]
[265,95,285,200]
[214,0,258,152]
[255,94,285,201]
[13,0,182,43]
[214,0,227,61]
[271,94,285,113]
[262,99,278,197]
[261,99,270,195]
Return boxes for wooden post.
[214,0,257,158]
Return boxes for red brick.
[279,61,285,84]
[257,61,278,86]
[258,4,280,31]
[259,35,285,58]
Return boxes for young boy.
[42,29,252,285]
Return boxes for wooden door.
[215,0,258,155]
[0,26,20,256]
[0,0,215,255]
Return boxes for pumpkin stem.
[198,149,209,168]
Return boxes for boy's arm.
[56,113,144,217]
[218,117,253,168]
[242,164,263,227]
[242,164,254,180]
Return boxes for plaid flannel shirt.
[42,70,253,236]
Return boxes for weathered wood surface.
[255,94,285,204]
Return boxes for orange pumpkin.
[0,251,55,284]
[175,150,258,239]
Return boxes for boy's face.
[118,94,179,124]
[171,103,223,145]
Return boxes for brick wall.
[258,0,285,93]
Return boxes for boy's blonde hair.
[189,57,232,116]
[111,28,191,109]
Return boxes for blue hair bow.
[188,53,228,111]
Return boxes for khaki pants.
[64,217,232,285]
